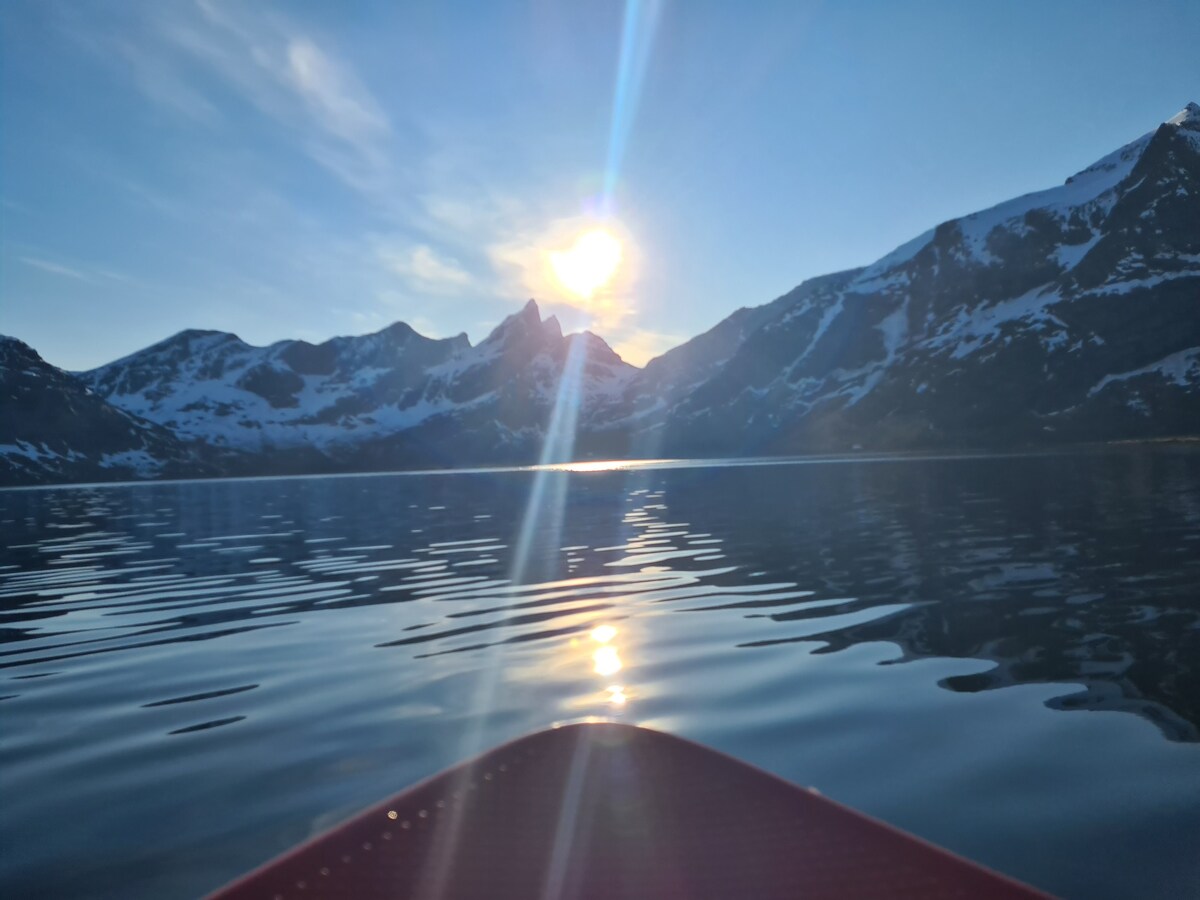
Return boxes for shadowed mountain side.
[0,337,221,485]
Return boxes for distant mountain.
[4,102,1198,485]
[0,337,215,485]
[82,323,471,452]
[80,300,634,471]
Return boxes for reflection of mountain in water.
[662,451,1200,742]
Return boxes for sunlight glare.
[593,644,622,677]
[550,229,623,299]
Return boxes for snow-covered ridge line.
[857,105,1199,284]
[78,299,637,457]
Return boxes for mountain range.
[3,102,1198,485]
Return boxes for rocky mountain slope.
[598,101,1200,457]
[4,103,1198,485]
[0,337,215,484]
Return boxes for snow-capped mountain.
[82,322,470,452]
[598,101,1200,456]
[5,103,1198,484]
[0,337,215,485]
[81,300,635,470]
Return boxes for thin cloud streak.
[18,257,96,282]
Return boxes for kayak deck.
[209,722,1049,899]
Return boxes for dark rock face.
[0,337,215,485]
[4,104,1198,484]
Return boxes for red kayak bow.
[208,722,1050,899]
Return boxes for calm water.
[2,452,1200,899]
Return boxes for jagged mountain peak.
[376,320,417,341]
[1167,101,1200,129]
[480,298,562,348]
[851,107,1196,282]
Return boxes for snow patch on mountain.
[99,449,163,476]
[1054,233,1102,270]
[0,441,84,464]
[924,287,1066,360]
[830,300,912,405]
[1091,269,1200,296]
[1088,348,1200,397]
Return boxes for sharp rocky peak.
[481,298,561,347]
[377,321,417,341]
[1167,101,1200,130]
[149,328,244,355]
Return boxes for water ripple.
[3,454,1200,900]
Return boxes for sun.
[550,228,623,299]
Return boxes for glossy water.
[2,451,1199,899]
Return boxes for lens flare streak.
[602,0,663,211]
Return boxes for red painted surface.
[208,722,1051,899]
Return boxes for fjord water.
[2,452,1199,899]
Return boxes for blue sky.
[2,1,1197,371]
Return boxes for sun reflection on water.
[546,459,671,473]
[590,623,628,708]
[593,644,622,677]
[591,624,618,644]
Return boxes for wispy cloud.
[38,2,644,349]
[193,2,396,192]
[377,243,475,294]
[284,37,388,148]
[64,0,398,196]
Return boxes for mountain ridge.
[4,102,1198,485]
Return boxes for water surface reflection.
[2,450,1199,899]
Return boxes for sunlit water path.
[2,451,1199,898]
